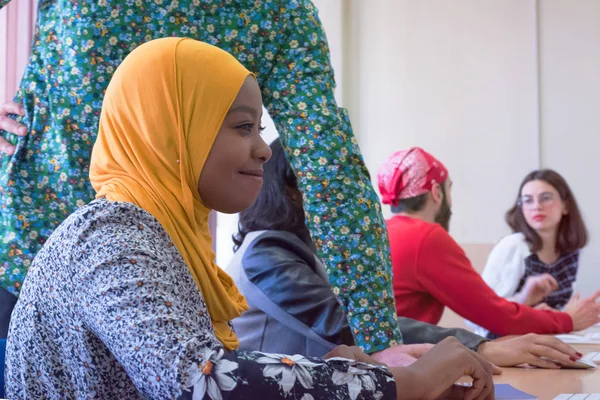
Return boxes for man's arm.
[417,226,572,336]
[397,317,487,351]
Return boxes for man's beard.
[435,197,452,232]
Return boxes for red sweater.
[387,215,573,336]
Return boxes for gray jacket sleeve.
[397,317,488,351]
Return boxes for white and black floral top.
[5,199,396,400]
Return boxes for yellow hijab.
[89,38,250,350]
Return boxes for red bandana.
[377,147,448,206]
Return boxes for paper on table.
[494,383,537,400]
[454,383,537,399]
[583,352,600,364]
[554,395,600,400]
[555,332,600,345]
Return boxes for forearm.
[390,367,423,400]
[398,317,487,351]
[263,3,401,352]
[508,290,529,305]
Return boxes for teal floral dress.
[0,0,400,351]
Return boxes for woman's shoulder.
[247,230,314,259]
[481,233,531,294]
[29,199,178,288]
[483,233,530,276]
[73,198,158,226]
[61,198,171,250]
[493,232,530,252]
[241,231,316,271]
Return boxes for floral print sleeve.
[0,0,399,354]
[5,199,396,399]
[260,0,401,352]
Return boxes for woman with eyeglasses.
[479,170,588,329]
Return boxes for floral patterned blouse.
[0,0,400,351]
[5,199,397,399]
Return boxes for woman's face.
[520,179,567,233]
[198,76,272,213]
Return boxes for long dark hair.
[506,169,588,254]
[233,139,311,251]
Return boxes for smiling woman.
[198,80,271,215]
[4,38,401,400]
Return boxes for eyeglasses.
[519,192,556,209]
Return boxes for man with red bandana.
[377,147,600,337]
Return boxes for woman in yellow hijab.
[89,36,255,352]
[6,38,494,400]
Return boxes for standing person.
[6,38,495,400]
[377,147,600,337]
[0,0,398,351]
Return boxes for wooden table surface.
[493,343,600,399]
[452,325,600,399]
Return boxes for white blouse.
[481,233,532,299]
[466,233,531,336]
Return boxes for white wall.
[350,0,539,243]
[538,0,600,295]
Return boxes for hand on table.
[371,343,434,367]
[391,337,497,400]
[476,333,581,369]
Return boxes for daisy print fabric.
[5,199,397,399]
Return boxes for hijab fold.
[90,38,250,350]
